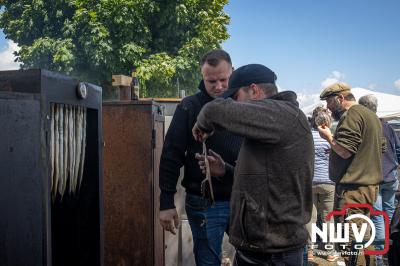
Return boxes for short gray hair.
[358,94,378,113]
[311,106,332,129]
[242,83,278,95]
[257,83,278,95]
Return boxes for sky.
[1,0,400,106]
[221,0,400,106]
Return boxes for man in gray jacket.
[193,64,313,265]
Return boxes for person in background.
[158,49,242,266]
[388,200,400,266]
[359,94,400,266]
[193,64,313,266]
[318,83,383,266]
[306,106,339,262]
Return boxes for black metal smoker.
[0,69,103,266]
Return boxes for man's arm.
[196,98,293,143]
[391,127,400,162]
[396,142,400,163]
[321,107,368,159]
[318,125,353,159]
[159,103,190,234]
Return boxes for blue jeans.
[185,193,230,266]
[233,248,304,266]
[372,179,399,250]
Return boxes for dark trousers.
[233,248,304,266]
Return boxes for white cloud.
[0,40,20,70]
[367,83,377,90]
[394,79,400,90]
[297,93,321,109]
[276,84,322,109]
[321,71,346,89]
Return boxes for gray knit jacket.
[196,91,314,253]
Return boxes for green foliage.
[0,0,230,97]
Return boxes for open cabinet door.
[153,117,165,266]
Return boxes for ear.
[249,83,258,98]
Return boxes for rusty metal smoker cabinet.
[0,69,104,266]
[103,101,165,266]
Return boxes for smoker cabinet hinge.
[151,129,156,149]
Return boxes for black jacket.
[159,81,242,210]
[197,91,314,253]
[389,202,400,266]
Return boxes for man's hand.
[195,149,226,177]
[317,125,333,144]
[159,208,180,235]
[192,122,213,142]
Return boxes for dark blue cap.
[222,64,277,98]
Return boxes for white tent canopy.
[301,88,400,119]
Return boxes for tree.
[0,0,230,97]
